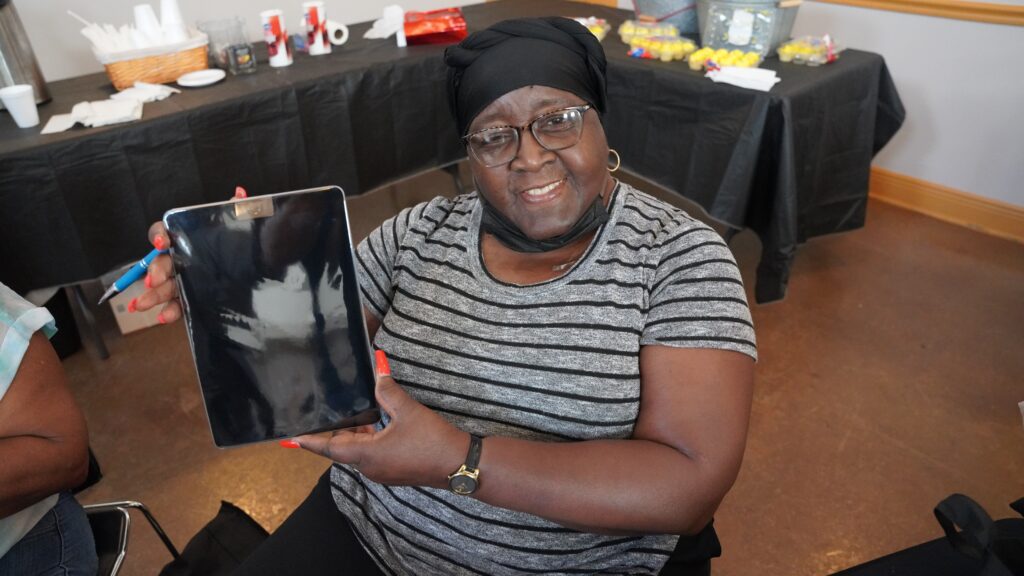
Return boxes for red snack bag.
[404,8,468,45]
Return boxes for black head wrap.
[444,17,608,137]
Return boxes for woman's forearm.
[468,346,755,535]
[0,435,87,518]
[470,436,729,535]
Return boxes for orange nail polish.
[144,274,152,289]
[153,236,166,250]
[157,313,166,324]
[375,350,391,377]
[127,298,137,313]
[279,440,300,449]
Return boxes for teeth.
[524,180,562,196]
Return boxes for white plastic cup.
[0,85,40,128]
[260,10,292,67]
[160,0,188,43]
[134,4,164,45]
[302,2,330,55]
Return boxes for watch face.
[449,474,478,495]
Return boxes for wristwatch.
[447,434,482,495]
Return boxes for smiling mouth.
[519,179,566,203]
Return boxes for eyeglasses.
[462,104,592,168]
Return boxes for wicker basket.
[104,44,208,90]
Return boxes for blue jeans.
[0,492,98,576]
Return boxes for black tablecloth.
[0,0,904,302]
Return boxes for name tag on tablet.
[164,186,379,447]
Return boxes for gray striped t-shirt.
[331,182,756,575]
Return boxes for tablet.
[164,186,378,447]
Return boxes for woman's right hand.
[133,221,178,324]
[134,186,248,324]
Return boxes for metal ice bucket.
[0,0,50,110]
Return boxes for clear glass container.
[197,17,257,75]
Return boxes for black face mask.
[478,192,609,253]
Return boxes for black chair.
[83,501,180,576]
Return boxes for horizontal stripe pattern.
[333,183,755,575]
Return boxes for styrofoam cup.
[160,0,188,43]
[134,4,164,44]
[0,85,40,128]
[160,0,185,26]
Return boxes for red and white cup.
[260,9,292,67]
[302,2,330,56]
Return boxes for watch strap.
[465,434,483,471]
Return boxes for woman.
[138,17,755,575]
[0,282,97,576]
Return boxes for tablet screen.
[164,186,378,447]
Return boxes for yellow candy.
[729,49,744,59]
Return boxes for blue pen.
[97,248,169,305]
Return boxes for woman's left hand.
[289,353,469,489]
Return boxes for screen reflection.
[165,187,378,447]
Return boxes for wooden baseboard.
[869,167,1024,244]
[813,0,1024,27]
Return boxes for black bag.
[159,501,269,576]
[832,494,1024,576]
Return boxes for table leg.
[68,284,110,360]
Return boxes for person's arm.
[0,332,90,518]
[472,346,753,535]
[296,345,754,535]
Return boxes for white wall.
[16,0,1024,206]
[792,2,1024,207]
[16,0,478,82]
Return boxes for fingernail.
[279,440,300,449]
[127,298,137,313]
[153,236,166,250]
[157,313,166,325]
[234,186,248,199]
[375,350,391,378]
[144,274,152,289]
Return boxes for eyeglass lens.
[467,107,586,167]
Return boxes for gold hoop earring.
[607,149,621,173]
